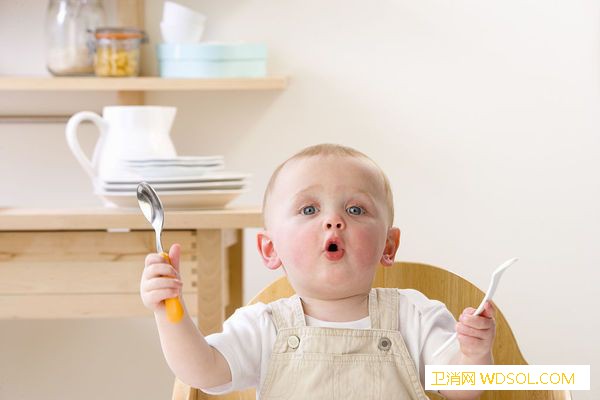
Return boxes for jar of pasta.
[93,27,147,77]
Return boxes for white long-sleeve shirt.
[203,288,460,395]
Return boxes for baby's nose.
[324,216,345,230]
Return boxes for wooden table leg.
[195,229,226,335]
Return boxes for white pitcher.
[66,106,177,181]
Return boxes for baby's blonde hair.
[262,143,394,227]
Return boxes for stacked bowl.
[160,1,207,44]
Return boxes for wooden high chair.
[172,262,572,400]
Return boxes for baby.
[141,144,495,400]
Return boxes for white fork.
[431,257,519,359]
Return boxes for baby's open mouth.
[324,238,344,261]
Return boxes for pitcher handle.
[65,111,108,180]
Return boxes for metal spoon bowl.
[137,182,166,254]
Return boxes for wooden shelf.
[0,76,288,91]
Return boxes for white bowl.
[163,1,207,26]
[160,21,205,43]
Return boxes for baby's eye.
[300,205,318,215]
[347,205,365,216]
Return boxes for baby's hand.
[140,244,183,312]
[456,301,496,361]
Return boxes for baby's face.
[261,155,397,300]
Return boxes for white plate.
[124,160,225,167]
[125,156,224,164]
[99,180,246,192]
[102,172,251,184]
[129,162,224,168]
[96,189,247,209]
[129,164,224,178]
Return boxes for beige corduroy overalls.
[258,288,431,400]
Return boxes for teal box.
[156,42,267,78]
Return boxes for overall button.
[378,337,392,351]
[287,335,300,349]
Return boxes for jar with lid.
[45,0,106,76]
[93,28,147,77]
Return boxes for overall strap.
[369,288,399,331]
[269,295,307,331]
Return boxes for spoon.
[431,257,519,358]
[137,181,184,323]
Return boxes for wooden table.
[0,207,262,335]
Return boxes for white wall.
[0,0,597,398]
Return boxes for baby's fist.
[140,244,183,312]
[456,301,496,361]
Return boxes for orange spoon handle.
[160,251,184,323]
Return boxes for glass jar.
[45,0,106,76]
[93,28,147,77]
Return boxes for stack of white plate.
[124,156,225,178]
[94,156,249,209]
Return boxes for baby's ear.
[380,227,401,267]
[256,231,283,270]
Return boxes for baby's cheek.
[352,228,386,264]
[281,226,318,267]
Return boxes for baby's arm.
[141,244,231,389]
[439,301,495,400]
